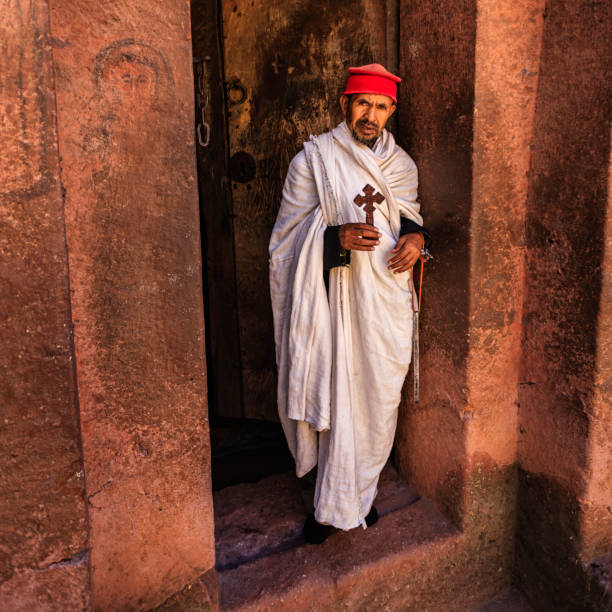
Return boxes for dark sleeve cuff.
[399,217,432,249]
[323,225,350,270]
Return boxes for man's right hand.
[338,223,381,251]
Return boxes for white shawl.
[269,121,422,529]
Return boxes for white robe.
[269,121,422,530]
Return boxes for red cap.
[343,63,401,103]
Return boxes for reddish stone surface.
[1,0,610,609]
[0,1,90,609]
[396,0,542,528]
[395,0,476,527]
[46,1,215,609]
[470,588,534,612]
[212,459,515,611]
[0,562,90,612]
[373,463,421,516]
[582,144,612,561]
[214,473,304,571]
[516,0,611,608]
[466,0,544,467]
[219,498,459,611]
[518,0,610,495]
[153,568,219,611]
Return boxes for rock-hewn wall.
[1,0,610,610]
[397,0,610,608]
[44,1,216,609]
[0,1,91,609]
[395,0,476,528]
[517,0,611,608]
[467,0,544,482]
[395,0,545,602]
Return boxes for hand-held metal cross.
[354,184,385,225]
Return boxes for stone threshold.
[213,464,468,611]
[218,495,460,610]
[153,524,608,610]
[213,463,421,571]
[154,463,527,611]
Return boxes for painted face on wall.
[340,93,396,147]
[105,57,158,106]
[94,42,171,115]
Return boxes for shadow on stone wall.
[517,0,611,609]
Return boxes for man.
[269,64,430,543]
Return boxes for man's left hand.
[388,233,423,274]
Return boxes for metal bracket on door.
[194,56,211,148]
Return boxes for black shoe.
[304,513,332,544]
[365,505,378,527]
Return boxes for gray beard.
[346,111,379,148]
[351,128,377,148]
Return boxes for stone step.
[213,472,304,571]
[214,463,495,611]
[218,495,461,611]
[161,462,523,611]
[213,463,420,571]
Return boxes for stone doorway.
[188,0,430,584]
[3,1,609,609]
[186,2,481,604]
[190,0,398,489]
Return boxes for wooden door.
[194,0,394,421]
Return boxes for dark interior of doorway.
[191,0,293,491]
[210,417,293,491]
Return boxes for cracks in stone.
[87,479,113,508]
[215,534,303,572]
[36,549,89,572]
[0,551,90,588]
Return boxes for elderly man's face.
[340,93,396,148]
